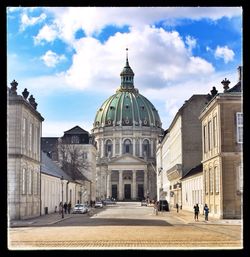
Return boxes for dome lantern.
[120,48,135,91]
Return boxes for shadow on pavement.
[50,218,173,227]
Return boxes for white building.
[156,95,208,208]
[41,152,83,215]
[8,80,44,220]
[92,50,163,201]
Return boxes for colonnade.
[106,169,148,200]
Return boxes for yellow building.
[199,67,243,219]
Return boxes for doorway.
[138,184,144,200]
[124,184,131,199]
[112,184,117,199]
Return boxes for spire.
[120,48,135,91]
[126,48,129,66]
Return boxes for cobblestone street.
[8,202,243,250]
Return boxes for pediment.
[109,154,147,165]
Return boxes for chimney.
[221,78,231,92]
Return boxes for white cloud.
[185,35,197,53]
[20,12,46,32]
[34,24,58,45]
[40,50,66,67]
[214,45,235,63]
[64,26,214,92]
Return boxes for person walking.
[67,201,72,214]
[204,204,209,221]
[176,203,179,213]
[63,202,68,214]
[194,203,200,221]
[59,202,63,214]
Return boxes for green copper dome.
[93,50,162,129]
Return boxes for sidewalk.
[164,208,242,226]
[9,212,73,228]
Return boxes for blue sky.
[7,7,242,137]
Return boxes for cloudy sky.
[7,7,242,137]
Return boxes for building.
[7,80,44,220]
[42,126,97,203]
[92,50,163,201]
[156,94,208,208]
[41,151,83,214]
[199,66,243,219]
[180,164,203,212]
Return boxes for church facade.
[92,50,163,201]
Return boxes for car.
[141,200,147,206]
[158,200,169,211]
[72,204,88,214]
[103,198,116,205]
[94,201,103,208]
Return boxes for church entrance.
[138,184,144,200]
[112,184,117,199]
[124,184,131,199]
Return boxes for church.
[92,50,164,201]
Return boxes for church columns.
[132,138,135,156]
[132,170,137,200]
[139,138,142,157]
[120,138,122,155]
[101,139,104,158]
[144,170,148,198]
[150,139,154,157]
[112,138,115,157]
[107,170,111,198]
[118,170,123,200]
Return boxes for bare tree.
[57,139,91,180]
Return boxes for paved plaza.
[8,202,243,250]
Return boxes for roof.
[181,163,203,180]
[64,126,89,135]
[41,151,73,181]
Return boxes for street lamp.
[61,176,64,218]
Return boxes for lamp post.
[61,176,64,218]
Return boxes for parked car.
[158,200,169,211]
[95,201,103,208]
[72,204,88,214]
[103,198,116,205]
[141,200,147,206]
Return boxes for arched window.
[142,139,150,157]
[123,139,132,154]
[105,139,113,157]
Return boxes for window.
[22,168,26,194]
[28,169,32,194]
[214,166,219,193]
[29,123,32,151]
[143,139,150,157]
[204,170,208,194]
[236,112,243,143]
[209,169,213,194]
[203,125,208,153]
[237,164,243,193]
[124,139,132,154]
[208,121,212,151]
[105,140,112,157]
[22,118,26,149]
[71,135,79,144]
[213,116,218,147]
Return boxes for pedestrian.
[67,201,71,214]
[194,203,200,221]
[204,204,209,221]
[63,202,67,214]
[154,201,159,215]
[176,203,179,213]
[59,202,63,214]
